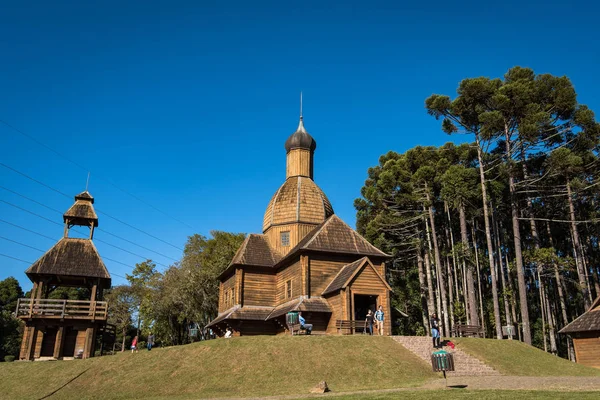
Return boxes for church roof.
[263,176,334,232]
[63,190,98,227]
[284,117,316,152]
[560,296,600,334]
[276,215,390,266]
[25,238,111,282]
[230,234,281,267]
[322,257,392,296]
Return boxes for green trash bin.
[286,311,299,325]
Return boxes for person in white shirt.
[224,328,232,338]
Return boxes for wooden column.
[386,293,392,336]
[53,326,65,359]
[218,281,224,312]
[33,329,43,359]
[21,326,36,360]
[235,268,243,306]
[301,255,309,297]
[83,327,94,359]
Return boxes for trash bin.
[431,349,455,385]
[431,349,455,372]
[286,311,299,325]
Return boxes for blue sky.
[1,0,599,291]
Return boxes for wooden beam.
[53,326,65,359]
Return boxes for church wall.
[219,273,237,313]
[243,270,276,307]
[350,265,392,336]
[265,223,317,255]
[324,293,343,334]
[308,254,365,297]
[276,259,301,305]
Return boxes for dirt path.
[206,376,600,400]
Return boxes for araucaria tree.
[358,66,599,357]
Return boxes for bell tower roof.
[63,190,98,230]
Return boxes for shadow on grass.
[448,385,468,389]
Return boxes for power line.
[0,185,179,262]
[0,200,171,268]
[0,162,184,251]
[0,119,195,230]
[0,248,129,282]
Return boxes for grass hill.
[0,336,598,400]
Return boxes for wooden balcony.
[16,298,108,321]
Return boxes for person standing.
[298,312,313,335]
[374,305,385,336]
[147,332,155,351]
[365,309,375,335]
[430,313,440,348]
[131,336,138,353]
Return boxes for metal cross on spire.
[300,91,303,119]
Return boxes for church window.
[285,279,292,299]
[281,231,290,247]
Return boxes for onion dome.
[284,117,317,153]
[263,176,334,232]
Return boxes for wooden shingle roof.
[276,215,390,267]
[25,238,111,282]
[206,305,274,327]
[322,257,392,296]
[560,296,600,334]
[63,191,98,227]
[230,234,281,267]
[266,296,332,320]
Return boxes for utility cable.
[0,119,195,230]
[0,162,184,251]
[0,185,179,261]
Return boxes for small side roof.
[218,234,281,279]
[322,257,392,296]
[26,238,111,283]
[266,296,332,320]
[560,296,600,334]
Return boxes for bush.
[4,355,15,362]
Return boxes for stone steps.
[392,336,500,376]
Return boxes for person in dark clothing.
[430,313,440,348]
[147,332,155,350]
[365,309,375,335]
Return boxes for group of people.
[364,305,385,335]
[130,332,155,353]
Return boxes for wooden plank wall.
[309,254,361,296]
[324,293,342,334]
[350,265,391,336]
[219,274,236,313]
[286,148,312,179]
[265,223,317,255]
[243,271,276,306]
[276,260,301,305]
[574,335,600,368]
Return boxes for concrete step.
[392,336,500,377]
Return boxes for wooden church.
[207,116,392,336]
[16,191,112,360]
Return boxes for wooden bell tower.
[16,191,112,360]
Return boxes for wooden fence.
[15,298,108,320]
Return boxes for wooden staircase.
[392,336,500,376]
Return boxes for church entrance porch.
[353,294,378,334]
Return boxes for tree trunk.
[475,136,503,339]
[566,179,592,310]
[424,247,436,329]
[504,127,531,345]
[121,327,126,352]
[417,249,430,335]
[471,221,486,335]
[425,188,450,337]
[444,203,456,333]
[459,204,479,326]
[544,284,557,355]
[494,215,513,337]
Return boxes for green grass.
[330,391,600,400]
[0,336,434,400]
[452,338,600,376]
